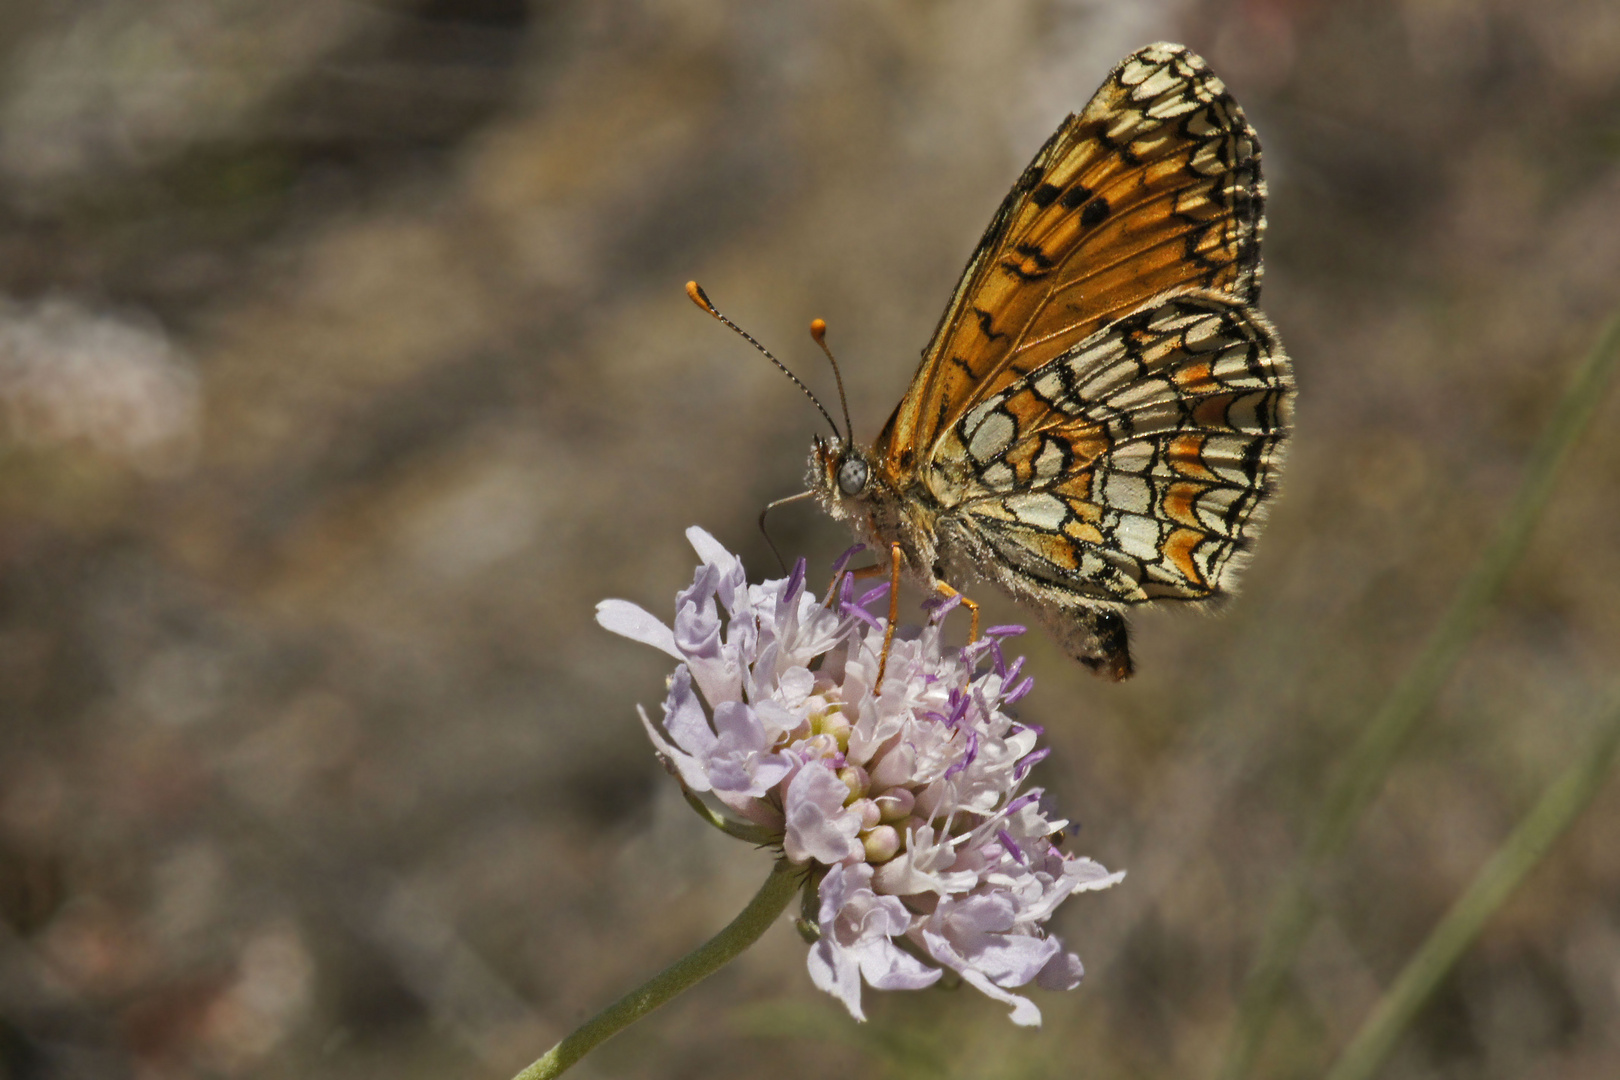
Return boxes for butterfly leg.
[874,543,903,688]
[825,560,888,607]
[932,582,980,644]
[822,570,846,608]
[824,546,904,690]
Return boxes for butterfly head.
[835,448,869,496]
[809,435,877,516]
[810,433,938,587]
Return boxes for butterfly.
[695,43,1293,681]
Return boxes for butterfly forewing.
[877,43,1266,475]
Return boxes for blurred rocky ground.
[1,1,1619,1078]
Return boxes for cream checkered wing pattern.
[931,291,1290,610]
[792,43,1294,680]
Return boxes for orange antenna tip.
[809,317,854,444]
[685,280,717,315]
[683,282,845,442]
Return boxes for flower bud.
[816,708,853,749]
[853,798,882,830]
[874,787,915,823]
[836,764,869,803]
[869,743,916,788]
[861,825,901,863]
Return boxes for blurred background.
[1,1,1619,1077]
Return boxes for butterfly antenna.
[686,281,843,441]
[809,318,855,446]
[758,490,818,573]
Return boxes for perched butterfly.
[691,42,1293,681]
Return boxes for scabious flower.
[597,527,1124,1026]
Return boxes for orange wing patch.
[877,43,1265,476]
[782,42,1294,679]
[936,291,1291,602]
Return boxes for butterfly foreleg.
[825,546,905,693]
[933,582,980,644]
[824,558,888,608]
[822,569,848,608]
[875,542,902,689]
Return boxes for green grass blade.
[1324,695,1620,1080]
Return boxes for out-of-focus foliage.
[1,2,1618,1078]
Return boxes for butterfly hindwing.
[929,291,1292,604]
[877,42,1265,476]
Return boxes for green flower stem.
[1325,695,1620,1080]
[511,859,802,1080]
[1217,308,1620,1080]
[678,784,780,845]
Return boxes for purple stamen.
[785,557,807,601]
[1003,676,1034,706]
[1014,747,1051,781]
[857,582,891,609]
[985,625,1026,639]
[944,728,979,777]
[1004,792,1040,815]
[842,601,882,631]
[830,543,867,577]
[1002,655,1025,687]
[997,829,1026,863]
[970,683,997,726]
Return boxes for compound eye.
[836,456,868,496]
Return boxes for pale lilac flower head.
[597,527,1124,1026]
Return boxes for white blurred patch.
[147,842,227,947]
[0,297,200,475]
[400,458,548,582]
[198,921,316,1073]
